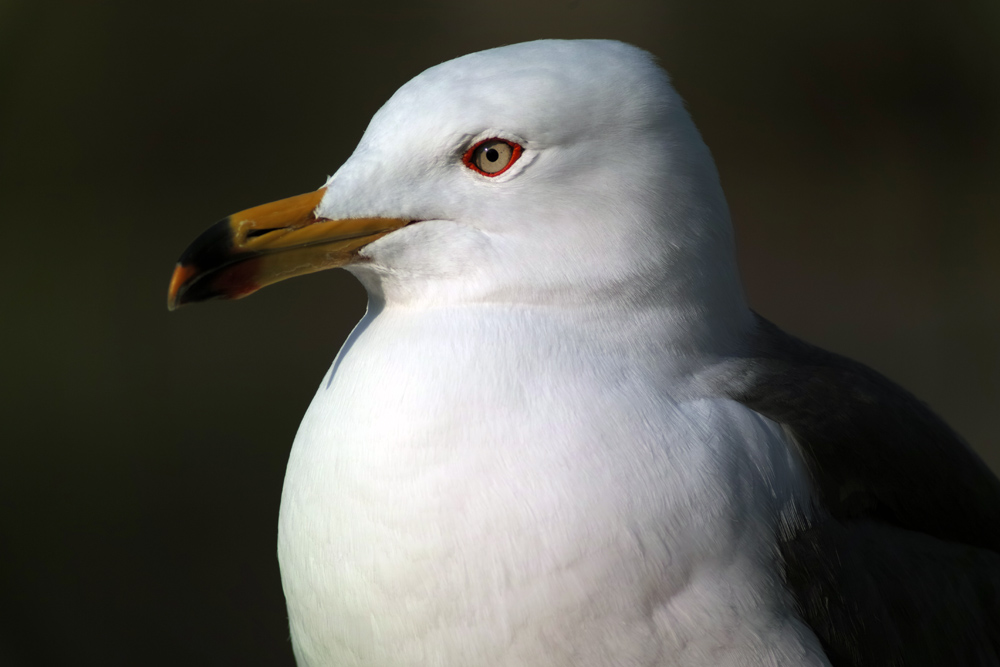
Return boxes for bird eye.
[463,138,522,176]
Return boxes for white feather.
[277,40,829,666]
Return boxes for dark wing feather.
[723,314,1000,665]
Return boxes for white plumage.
[276,40,826,666]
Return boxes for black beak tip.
[167,216,238,311]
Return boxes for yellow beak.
[166,188,410,310]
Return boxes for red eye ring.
[462,138,523,177]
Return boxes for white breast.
[277,303,828,667]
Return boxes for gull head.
[168,39,744,315]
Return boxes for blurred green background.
[2,0,998,664]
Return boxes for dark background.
[2,1,998,664]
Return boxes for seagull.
[167,40,1000,666]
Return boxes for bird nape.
[168,40,1000,667]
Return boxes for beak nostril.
[246,227,286,239]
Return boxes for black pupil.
[485,147,500,162]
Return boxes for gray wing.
[723,314,1000,666]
